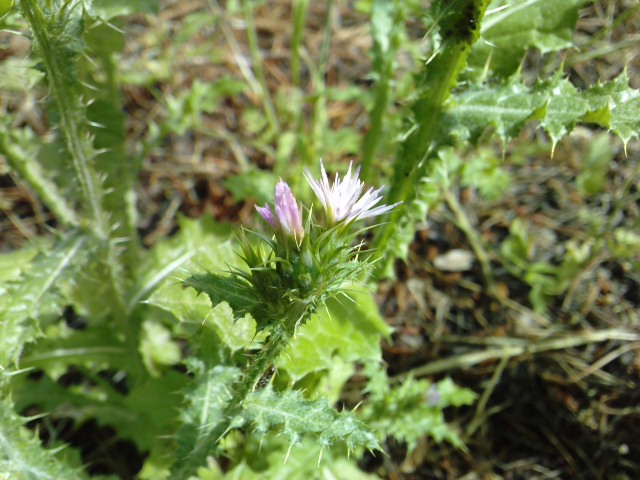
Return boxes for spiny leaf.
[0,399,83,480]
[443,76,546,144]
[468,0,590,78]
[442,72,640,147]
[239,385,381,453]
[175,365,240,465]
[184,273,257,323]
[582,70,640,147]
[148,284,256,353]
[363,366,477,451]
[218,436,380,480]
[279,288,391,381]
[0,235,84,369]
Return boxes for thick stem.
[372,0,492,272]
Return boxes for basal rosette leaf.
[174,365,241,471]
[0,399,83,480]
[11,358,187,453]
[0,235,84,370]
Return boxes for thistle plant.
[177,160,399,472]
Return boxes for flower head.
[304,160,400,226]
[256,179,304,246]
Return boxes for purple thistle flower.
[256,180,304,246]
[304,160,400,226]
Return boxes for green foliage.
[174,365,240,469]
[280,288,391,382]
[194,436,379,480]
[468,0,590,78]
[363,366,477,451]
[500,219,594,312]
[2,0,638,478]
[0,236,84,369]
[0,399,83,480]
[375,1,640,275]
[239,385,381,453]
[443,71,640,148]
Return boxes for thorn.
[284,442,294,464]
[80,80,99,92]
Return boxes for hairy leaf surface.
[239,385,380,453]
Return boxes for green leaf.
[442,72,640,147]
[119,372,187,451]
[147,284,256,353]
[278,288,391,381]
[12,369,186,453]
[0,57,43,91]
[443,77,547,144]
[583,70,640,147]
[183,273,257,324]
[0,399,83,480]
[239,385,381,453]
[18,324,128,380]
[537,76,590,146]
[468,0,590,78]
[0,236,84,369]
[175,365,241,463]
[131,215,236,310]
[363,367,476,451]
[196,436,379,480]
[459,148,513,201]
[0,244,40,283]
[139,321,182,376]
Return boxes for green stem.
[373,0,492,268]
[361,0,402,183]
[242,0,280,134]
[19,0,107,240]
[18,0,131,348]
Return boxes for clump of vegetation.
[0,0,638,478]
